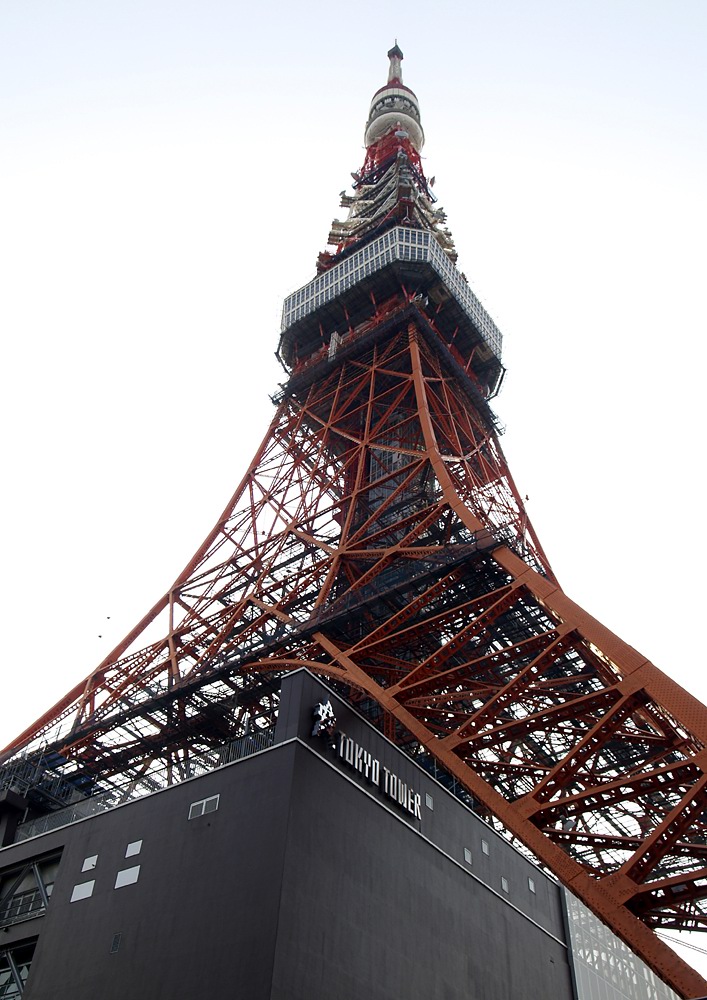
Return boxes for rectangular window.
[481,839,490,856]
[528,877,536,894]
[0,940,37,997]
[125,840,142,858]
[188,794,220,820]
[70,880,95,903]
[463,848,472,865]
[0,856,61,928]
[114,866,140,890]
[501,877,509,894]
[425,793,434,811]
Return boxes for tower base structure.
[0,672,685,1000]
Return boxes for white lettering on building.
[336,731,421,820]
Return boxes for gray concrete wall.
[0,671,575,999]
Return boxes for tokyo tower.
[3,45,707,998]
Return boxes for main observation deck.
[279,227,504,397]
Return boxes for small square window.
[501,877,509,894]
[114,866,140,889]
[81,854,98,872]
[188,794,220,820]
[70,880,95,902]
[481,839,490,856]
[463,848,472,864]
[528,877,536,894]
[425,793,434,811]
[125,840,142,858]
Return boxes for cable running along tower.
[4,46,707,998]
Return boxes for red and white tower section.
[3,47,707,999]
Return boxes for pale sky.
[1,0,706,973]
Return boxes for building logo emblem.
[312,700,337,737]
[311,701,422,821]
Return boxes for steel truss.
[3,304,707,995]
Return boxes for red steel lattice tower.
[3,46,707,998]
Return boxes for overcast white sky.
[1,0,706,972]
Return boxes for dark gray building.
[0,671,681,999]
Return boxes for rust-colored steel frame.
[4,306,707,997]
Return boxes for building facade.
[0,671,683,999]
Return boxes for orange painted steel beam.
[5,51,700,990]
[3,318,707,996]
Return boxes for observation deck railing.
[13,728,275,843]
[281,226,503,362]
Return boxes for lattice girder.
[4,313,707,996]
